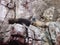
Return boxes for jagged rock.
[6,10,15,19]
[8,3,14,9]
[0,0,60,45]
[46,22,60,44]
[1,0,10,6]
[0,4,8,21]
[30,0,48,19]
[3,24,26,43]
[16,0,48,20]
[43,6,55,21]
[16,0,33,19]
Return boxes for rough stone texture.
[0,0,60,21]
[43,7,55,21]
[16,0,48,20]
[0,4,8,21]
[0,0,60,45]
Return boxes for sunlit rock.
[6,10,15,19]
[43,7,55,21]
[0,4,8,21]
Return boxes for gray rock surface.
[0,0,60,45]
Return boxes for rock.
[8,3,14,9]
[14,24,26,34]
[0,4,8,21]
[1,0,10,6]
[16,0,33,19]
[30,0,48,19]
[46,22,60,44]
[6,10,15,19]
[43,7,55,21]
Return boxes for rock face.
[0,0,60,21]
[0,4,8,21]
[43,7,55,21]
[29,0,48,19]
[0,0,60,45]
[16,0,48,19]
